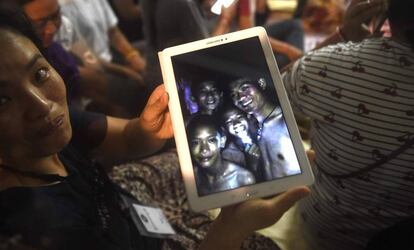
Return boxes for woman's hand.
[220,186,310,236]
[199,186,310,250]
[341,0,388,42]
[96,85,172,164]
[139,84,173,140]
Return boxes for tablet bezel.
[159,27,314,212]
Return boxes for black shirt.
[0,109,161,250]
[141,0,209,89]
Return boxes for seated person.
[187,115,255,196]
[199,0,303,68]
[191,79,223,116]
[281,0,414,249]
[229,77,301,179]
[220,102,263,181]
[59,0,146,73]
[0,3,310,249]
[21,0,148,117]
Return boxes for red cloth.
[238,0,250,16]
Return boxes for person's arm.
[211,0,239,36]
[73,44,145,91]
[99,59,145,87]
[315,0,385,50]
[281,0,387,72]
[269,38,303,61]
[111,0,141,20]
[57,15,144,88]
[199,186,310,250]
[93,85,172,164]
[108,26,146,72]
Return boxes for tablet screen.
[171,37,302,196]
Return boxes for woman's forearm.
[123,117,166,157]
[198,214,247,250]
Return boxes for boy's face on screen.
[230,81,265,115]
[189,125,221,169]
[223,108,250,139]
[197,81,221,113]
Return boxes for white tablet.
[159,27,314,212]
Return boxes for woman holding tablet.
[0,3,310,250]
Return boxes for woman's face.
[0,29,71,163]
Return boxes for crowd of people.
[0,0,412,250]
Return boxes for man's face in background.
[23,0,61,47]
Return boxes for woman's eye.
[34,67,50,83]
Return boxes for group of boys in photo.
[182,76,301,195]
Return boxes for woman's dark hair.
[0,1,45,54]
[388,0,414,50]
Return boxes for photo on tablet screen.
[170,37,302,197]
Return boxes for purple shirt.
[44,42,80,102]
